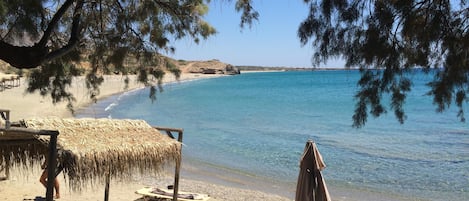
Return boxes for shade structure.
[1,117,181,191]
[295,140,331,201]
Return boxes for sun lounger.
[136,186,210,201]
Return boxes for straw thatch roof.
[1,118,181,191]
[0,138,47,171]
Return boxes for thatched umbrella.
[295,140,331,201]
[1,117,182,200]
[24,118,182,189]
[0,137,47,180]
[0,109,48,180]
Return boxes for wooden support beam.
[154,126,183,133]
[0,109,10,128]
[0,109,10,180]
[0,122,60,201]
[153,126,184,201]
[173,129,183,201]
[45,130,59,201]
[104,168,111,201]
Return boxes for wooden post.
[172,129,183,201]
[0,109,10,180]
[104,168,111,201]
[0,123,61,201]
[153,127,184,201]
[45,130,59,201]
[0,109,11,129]
[5,156,9,180]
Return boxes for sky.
[167,1,345,68]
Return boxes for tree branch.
[44,0,84,63]
[0,41,46,68]
[37,0,75,48]
[115,0,146,46]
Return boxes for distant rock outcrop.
[177,59,240,75]
[224,64,240,75]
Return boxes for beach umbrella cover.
[295,140,331,201]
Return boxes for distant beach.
[0,72,293,201]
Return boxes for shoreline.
[70,72,424,201]
[0,72,294,201]
[0,73,224,120]
[0,72,437,201]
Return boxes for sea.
[76,70,468,201]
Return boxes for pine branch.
[37,0,75,48]
[44,0,84,63]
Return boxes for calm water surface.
[77,71,468,201]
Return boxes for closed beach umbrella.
[295,140,331,201]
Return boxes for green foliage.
[0,0,258,113]
[299,0,469,127]
[166,60,181,79]
[0,0,47,40]
[235,0,259,28]
[85,73,104,103]
[26,61,76,108]
[0,2,6,23]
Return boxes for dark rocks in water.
[225,64,240,75]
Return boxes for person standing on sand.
[39,157,61,199]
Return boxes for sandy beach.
[1,73,223,120]
[0,72,293,201]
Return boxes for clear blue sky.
[167,1,345,68]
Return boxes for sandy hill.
[0,57,240,75]
[171,58,239,75]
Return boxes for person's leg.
[54,178,60,199]
[40,169,60,199]
[39,169,47,187]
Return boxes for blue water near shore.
[77,71,468,201]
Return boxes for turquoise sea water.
[77,71,468,201]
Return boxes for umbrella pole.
[45,131,59,201]
[0,110,9,180]
[5,156,10,179]
[104,168,110,201]
[173,130,183,201]
[155,127,184,201]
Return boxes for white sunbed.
[136,186,210,201]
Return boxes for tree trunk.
[0,41,48,69]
